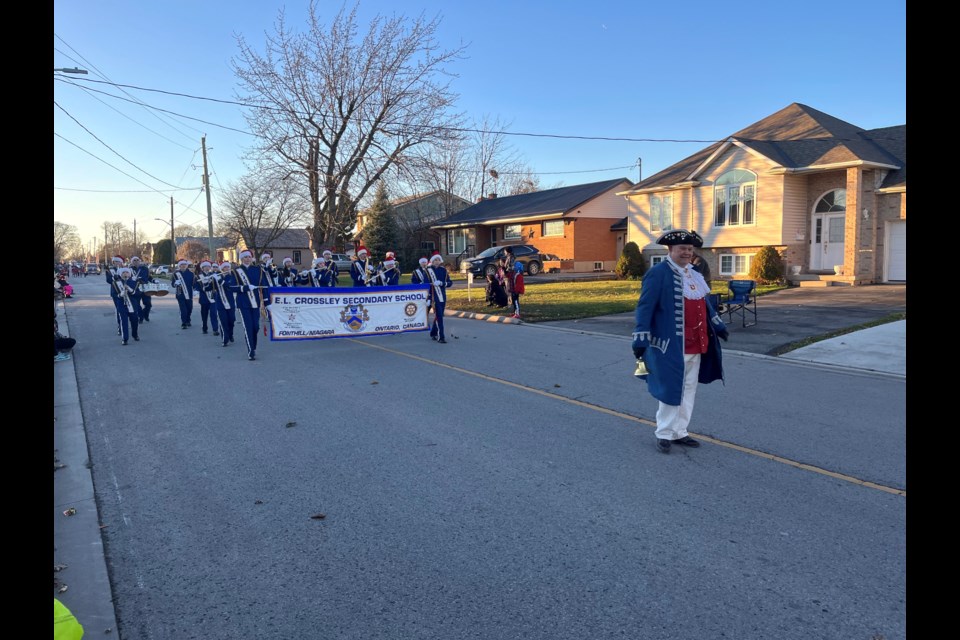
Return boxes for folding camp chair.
[723,279,757,327]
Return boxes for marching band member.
[378,251,400,286]
[105,255,125,335]
[299,257,335,287]
[260,252,278,286]
[280,257,299,287]
[411,256,431,312]
[115,266,140,345]
[231,249,269,361]
[129,256,154,323]
[426,253,453,343]
[172,259,195,329]
[322,249,340,285]
[194,260,221,336]
[213,261,237,347]
[350,246,376,287]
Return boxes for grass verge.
[768,311,906,356]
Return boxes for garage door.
[886,221,906,281]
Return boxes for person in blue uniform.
[105,255,126,335]
[411,257,431,313]
[231,249,269,361]
[115,266,140,345]
[378,251,401,286]
[279,257,299,288]
[350,246,376,287]
[631,229,729,454]
[213,261,237,347]
[301,256,335,287]
[194,260,221,336]
[129,256,154,323]
[172,259,195,329]
[426,253,453,343]
[322,249,340,285]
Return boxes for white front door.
[812,214,845,271]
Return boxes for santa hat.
[177,259,189,266]
[322,249,333,256]
[282,257,293,265]
[430,253,443,263]
[383,259,396,268]
[385,251,395,260]
[313,257,325,266]
[239,250,253,259]
[220,262,232,270]
[200,260,212,268]
[130,256,141,263]
[118,267,132,276]
[356,246,368,256]
[112,255,124,263]
[260,252,272,260]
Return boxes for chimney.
[487,193,497,199]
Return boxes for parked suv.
[329,253,353,272]
[85,263,101,275]
[463,244,543,277]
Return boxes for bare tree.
[177,240,208,263]
[217,173,309,257]
[54,221,80,264]
[232,0,466,253]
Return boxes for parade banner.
[266,284,431,341]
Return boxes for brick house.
[619,103,906,284]
[430,178,634,272]
[226,228,313,267]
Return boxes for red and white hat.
[260,252,272,260]
[130,256,141,263]
[418,257,428,265]
[118,266,132,276]
[220,262,232,270]
[383,259,396,268]
[313,257,325,266]
[356,246,368,256]
[112,255,124,263]
[430,252,443,264]
[385,251,395,260]
[282,257,293,265]
[177,259,189,266]
[239,250,253,259]
[322,249,333,257]
[200,260,212,268]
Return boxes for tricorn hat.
[656,229,703,247]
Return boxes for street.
[56,277,906,640]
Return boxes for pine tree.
[363,182,400,260]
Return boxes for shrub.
[749,246,785,284]
[615,242,646,280]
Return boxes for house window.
[542,220,564,237]
[719,253,753,276]
[420,241,435,252]
[503,224,522,240]
[446,229,469,254]
[292,250,302,264]
[650,255,666,266]
[650,194,673,231]
[714,169,757,226]
[815,189,846,213]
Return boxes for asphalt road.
[54,278,906,640]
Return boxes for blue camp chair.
[723,279,757,327]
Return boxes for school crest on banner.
[340,303,370,332]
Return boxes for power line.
[55,101,194,189]
[54,187,200,193]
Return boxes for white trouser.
[655,353,701,440]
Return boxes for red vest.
[683,297,709,354]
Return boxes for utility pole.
[103,226,108,265]
[133,219,138,254]
[170,197,176,265]
[638,157,642,182]
[201,136,215,260]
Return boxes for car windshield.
[475,247,502,259]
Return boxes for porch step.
[798,279,833,287]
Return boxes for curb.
[445,309,521,324]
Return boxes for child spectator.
[510,261,525,319]
[485,273,508,308]
[54,311,77,361]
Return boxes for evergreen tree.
[615,241,646,280]
[363,182,400,260]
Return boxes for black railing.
[454,244,475,271]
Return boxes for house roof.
[431,178,633,228]
[389,189,472,209]
[623,103,905,192]
[610,217,628,231]
[175,236,231,249]
[245,228,311,248]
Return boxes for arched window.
[714,169,757,227]
[815,189,846,213]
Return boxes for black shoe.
[203,329,208,334]
[143,317,150,322]
[430,335,438,341]
[438,338,447,343]
[656,439,671,453]
[187,323,192,327]
[223,342,229,347]
[248,355,256,361]
[121,340,128,346]
[230,336,235,342]
[213,331,220,336]
[133,336,140,341]
[181,324,187,329]
[672,436,700,448]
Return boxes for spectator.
[691,252,712,283]
[484,273,508,308]
[510,261,525,319]
[54,312,77,362]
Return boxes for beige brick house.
[619,103,906,284]
[430,178,634,272]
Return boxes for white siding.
[571,180,634,218]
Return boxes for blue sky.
[54,0,906,249]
